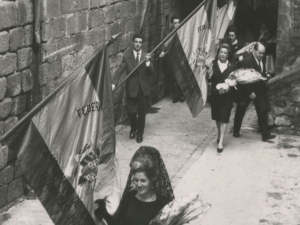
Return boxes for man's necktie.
[136,52,140,64]
[258,60,263,73]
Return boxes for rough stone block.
[62,54,76,78]
[0,77,6,100]
[41,20,52,42]
[14,162,24,178]
[7,177,24,203]
[17,0,34,26]
[71,33,85,52]
[61,0,77,14]
[78,11,88,32]
[89,9,105,29]
[4,116,18,133]
[11,95,26,115]
[41,42,57,62]
[0,53,17,76]
[88,28,101,46]
[39,63,49,85]
[24,25,33,46]
[121,32,131,50]
[45,0,61,19]
[114,2,122,20]
[17,47,33,70]
[291,86,300,102]
[9,27,25,52]
[104,5,116,23]
[0,145,8,170]
[90,0,99,9]
[0,185,8,208]
[2,165,14,184]
[275,116,293,127]
[125,18,135,33]
[0,2,18,31]
[66,14,78,35]
[6,73,21,97]
[99,0,110,7]
[0,98,13,120]
[106,22,121,41]
[53,17,66,39]
[0,31,9,54]
[56,38,73,58]
[78,0,89,10]
[49,60,62,80]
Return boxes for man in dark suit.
[233,42,276,142]
[112,34,153,143]
[159,16,184,103]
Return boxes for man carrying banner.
[112,34,153,143]
[159,16,185,103]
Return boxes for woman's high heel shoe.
[217,147,223,153]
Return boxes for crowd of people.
[104,14,278,225]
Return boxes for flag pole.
[113,0,208,93]
[0,34,121,144]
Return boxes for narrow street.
[1,96,300,225]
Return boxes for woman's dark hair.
[132,33,143,42]
[131,155,159,183]
[227,25,237,36]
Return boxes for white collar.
[232,39,238,45]
[133,50,142,56]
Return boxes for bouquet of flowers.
[149,193,211,225]
[225,68,267,86]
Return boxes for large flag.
[216,0,237,41]
[168,0,217,117]
[3,45,120,225]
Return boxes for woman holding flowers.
[95,146,174,225]
[208,46,237,153]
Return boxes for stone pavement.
[175,106,300,225]
[1,97,300,225]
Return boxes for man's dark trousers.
[127,87,148,137]
[234,93,269,136]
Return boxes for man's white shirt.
[133,50,150,67]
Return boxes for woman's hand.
[219,88,228,95]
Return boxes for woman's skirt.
[210,94,233,123]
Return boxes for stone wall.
[268,68,300,135]
[275,0,300,73]
[268,0,300,135]
[0,0,181,210]
[0,0,34,208]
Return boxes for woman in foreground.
[208,46,237,153]
[95,146,174,225]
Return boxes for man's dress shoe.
[136,136,143,143]
[129,131,136,139]
[262,134,276,142]
[217,148,223,153]
[233,132,240,138]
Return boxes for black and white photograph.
[0,0,299,224]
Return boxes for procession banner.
[169,0,217,117]
[4,45,120,225]
[216,0,237,40]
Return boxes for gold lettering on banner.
[197,24,211,32]
[77,101,102,118]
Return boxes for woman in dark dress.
[95,146,174,225]
[208,46,237,153]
